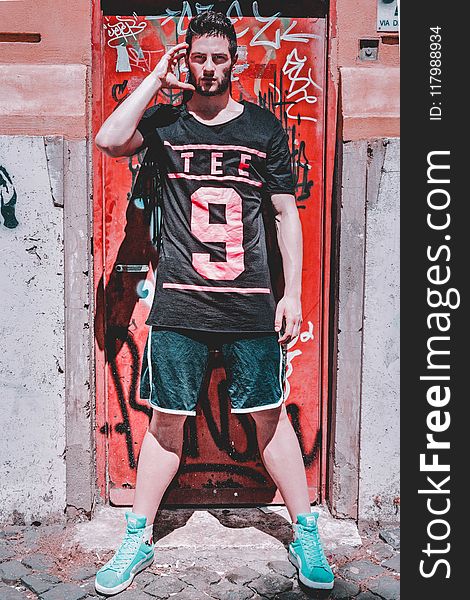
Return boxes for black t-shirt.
[136,99,295,333]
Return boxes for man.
[94,11,334,596]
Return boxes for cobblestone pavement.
[0,508,400,600]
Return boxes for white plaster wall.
[0,136,66,524]
[359,139,400,522]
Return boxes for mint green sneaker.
[95,511,154,596]
[288,512,334,590]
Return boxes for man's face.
[186,35,236,97]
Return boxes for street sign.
[377,0,399,32]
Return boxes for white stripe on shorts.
[148,404,197,416]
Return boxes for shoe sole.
[95,552,154,596]
[288,548,334,590]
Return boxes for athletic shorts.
[139,327,287,416]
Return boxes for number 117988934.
[429,26,442,121]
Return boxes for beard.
[187,66,232,97]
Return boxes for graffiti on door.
[94,8,326,502]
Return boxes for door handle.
[115,264,149,273]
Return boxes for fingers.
[167,44,188,67]
[278,318,294,344]
[157,43,195,90]
[177,81,196,91]
[276,298,302,344]
[155,44,188,75]
[167,42,189,56]
[170,50,187,66]
[278,316,302,344]
[169,45,190,82]
[292,318,302,340]
[161,74,195,91]
[274,304,284,333]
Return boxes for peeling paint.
[44,136,64,208]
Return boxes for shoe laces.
[296,522,329,570]
[106,528,143,574]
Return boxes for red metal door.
[93,4,329,506]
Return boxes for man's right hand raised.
[95,43,195,157]
[152,42,195,91]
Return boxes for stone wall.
[330,138,400,524]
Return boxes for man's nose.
[203,57,215,72]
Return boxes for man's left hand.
[275,296,302,344]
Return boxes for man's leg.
[251,404,334,590]
[95,326,209,596]
[133,410,187,526]
[132,326,209,526]
[95,410,187,596]
[250,404,310,521]
[223,334,311,520]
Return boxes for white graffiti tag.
[284,321,315,401]
[226,0,250,39]
[104,15,148,72]
[269,49,323,123]
[250,3,321,49]
[127,48,164,73]
[147,2,213,36]
[148,1,320,50]
[104,15,147,47]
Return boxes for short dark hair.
[185,11,237,60]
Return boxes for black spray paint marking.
[111,79,130,106]
[258,71,314,207]
[106,327,152,469]
[287,403,321,467]
[102,340,319,485]
[0,166,19,228]
[102,56,318,483]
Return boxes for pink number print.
[190,186,245,280]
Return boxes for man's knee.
[250,403,287,429]
[148,410,187,440]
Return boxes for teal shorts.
[140,327,287,416]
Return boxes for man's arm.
[94,74,160,158]
[271,193,303,344]
[95,42,194,158]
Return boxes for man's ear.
[232,53,238,69]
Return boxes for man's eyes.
[191,55,228,63]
